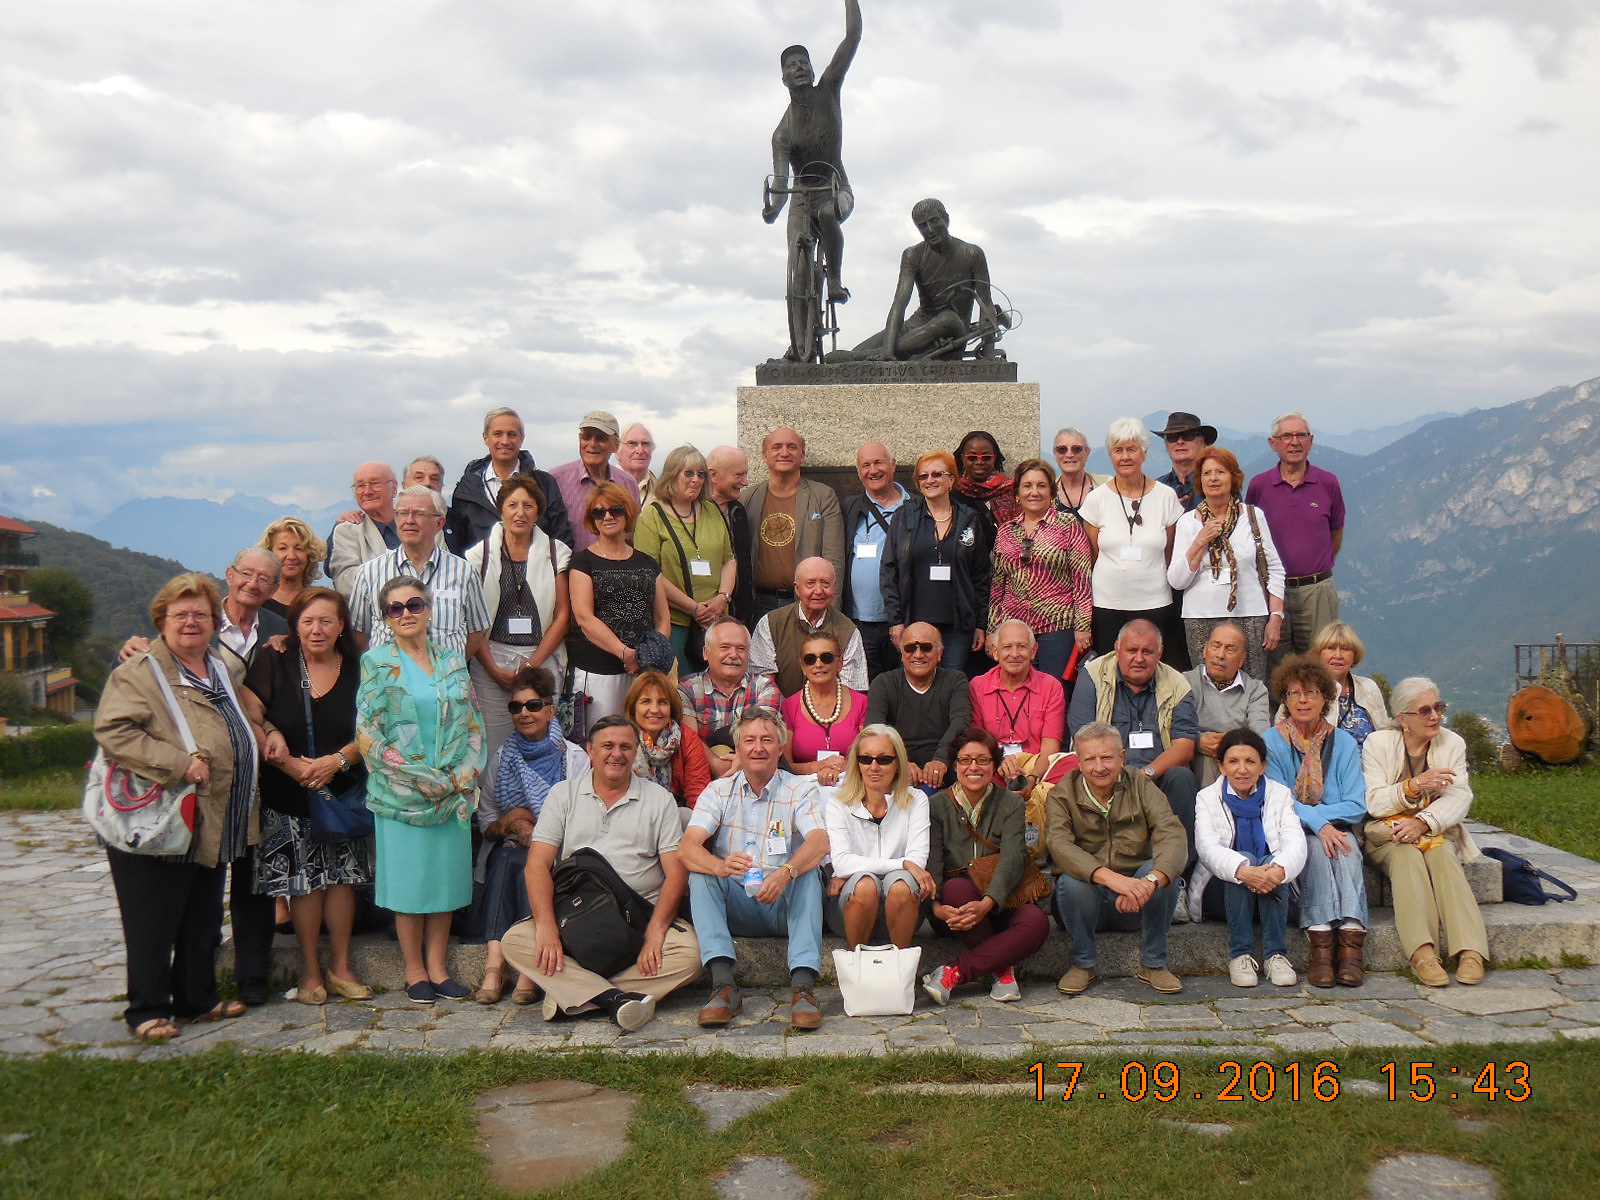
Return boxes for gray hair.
[1053,426,1089,447]
[482,406,523,435]
[735,704,789,746]
[1116,617,1164,650]
[378,574,431,607]
[1073,722,1124,752]
[405,454,444,480]
[1105,417,1150,454]
[1389,676,1441,718]
[655,444,708,504]
[1207,620,1248,647]
[230,546,282,582]
[1269,411,1312,439]
[993,618,1036,649]
[396,484,446,516]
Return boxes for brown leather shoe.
[1335,927,1366,987]
[1306,929,1336,989]
[1455,950,1486,985]
[790,987,822,1030]
[697,984,743,1027]
[1057,966,1096,996]
[1136,965,1182,994]
[1411,950,1450,987]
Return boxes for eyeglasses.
[1274,431,1311,442]
[1284,689,1323,702]
[622,439,654,449]
[394,508,439,520]
[590,505,629,521]
[955,755,993,768]
[507,698,553,714]
[916,471,949,481]
[167,609,213,625]
[801,651,837,666]
[901,641,935,655]
[229,568,275,585]
[856,753,896,766]
[1403,703,1448,719]
[1054,445,1087,455]
[352,480,393,493]
[383,597,429,618]
[963,453,995,463]
[681,469,706,478]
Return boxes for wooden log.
[1506,685,1587,764]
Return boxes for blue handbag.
[298,653,375,843]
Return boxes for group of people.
[91,405,1490,1042]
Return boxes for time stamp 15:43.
[1027,1061,1532,1103]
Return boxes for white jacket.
[821,787,930,877]
[464,521,571,674]
[1189,776,1307,919]
[1362,727,1479,861]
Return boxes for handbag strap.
[653,501,698,591]
[297,652,319,758]
[144,656,198,755]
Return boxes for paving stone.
[1471,969,1560,988]
[714,1155,816,1200]
[299,1030,367,1055]
[1265,1028,1342,1053]
[1213,995,1304,1011]
[1327,1022,1428,1049]
[1419,1020,1556,1046]
[476,1081,636,1194]
[428,1027,499,1051]
[1423,988,1568,1016]
[1489,1010,1555,1027]
[1318,1001,1429,1030]
[886,1026,955,1050]
[785,1034,887,1057]
[1555,966,1600,986]
[1107,1029,1263,1045]
[1140,1004,1221,1029]
[1558,1026,1600,1042]
[1549,1001,1600,1023]
[1026,996,1144,1029]
[374,1008,435,1029]
[365,1029,428,1051]
[950,1025,1026,1046]
[1366,1153,1499,1200]
[1160,1119,1233,1137]
[1217,1008,1304,1030]
[685,1084,792,1132]
[1333,975,1430,1000]
[689,1036,788,1057]
[1019,1022,1111,1045]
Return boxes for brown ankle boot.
[1335,927,1366,987]
[1307,929,1336,988]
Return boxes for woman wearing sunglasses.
[779,633,868,787]
[567,482,671,733]
[634,444,737,673]
[473,665,588,1005]
[952,429,1018,536]
[1050,426,1107,517]
[1362,677,1488,987]
[356,575,486,1004]
[1080,418,1185,661]
[823,726,934,948]
[882,450,991,675]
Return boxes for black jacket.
[714,498,755,629]
[446,451,572,555]
[881,497,992,632]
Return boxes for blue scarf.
[1222,777,1269,860]
[495,719,568,818]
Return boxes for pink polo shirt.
[968,666,1066,753]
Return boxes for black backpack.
[550,847,656,976]
[1481,847,1578,906]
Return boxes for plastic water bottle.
[742,834,764,897]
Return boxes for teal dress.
[373,653,473,914]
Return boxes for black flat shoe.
[237,980,269,1007]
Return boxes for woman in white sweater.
[1194,728,1307,988]
[822,724,935,949]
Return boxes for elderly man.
[865,623,971,791]
[840,441,908,678]
[500,716,701,1032]
[706,445,755,628]
[616,423,657,504]
[968,619,1065,786]
[1067,619,1200,846]
[549,410,641,553]
[678,617,781,779]
[678,707,830,1030]
[1047,723,1188,995]
[403,455,445,492]
[327,461,400,595]
[1245,411,1344,664]
[746,427,844,618]
[348,485,490,659]
[1183,621,1270,788]
[1153,412,1217,512]
[446,407,571,555]
[749,556,867,696]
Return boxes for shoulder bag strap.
[297,653,318,758]
[653,501,697,589]
[144,656,198,755]
[1244,504,1270,597]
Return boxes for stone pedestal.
[736,378,1040,488]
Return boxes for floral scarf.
[1194,496,1270,612]
[1274,717,1328,806]
[635,720,682,792]
[956,473,1019,527]
[495,718,569,818]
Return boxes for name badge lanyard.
[1127,685,1156,740]
[995,686,1031,747]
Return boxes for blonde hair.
[833,725,915,811]
[149,573,223,629]
[259,516,326,583]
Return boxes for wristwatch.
[1145,872,1162,885]
[1140,766,1156,779]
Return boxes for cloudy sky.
[3,0,1597,526]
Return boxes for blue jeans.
[1222,852,1289,959]
[1033,628,1075,681]
[689,868,824,972]
[1053,859,1178,969]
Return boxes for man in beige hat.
[550,410,642,551]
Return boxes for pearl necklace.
[802,681,845,739]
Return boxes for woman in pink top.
[780,633,868,788]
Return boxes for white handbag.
[83,657,200,857]
[831,943,922,1016]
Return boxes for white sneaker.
[1263,954,1297,987]
[1229,954,1260,987]
[1170,877,1190,924]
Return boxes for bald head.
[706,445,749,503]
[856,441,897,503]
[794,556,836,619]
[900,621,943,682]
[351,461,398,521]
[762,427,805,480]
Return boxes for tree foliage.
[1449,709,1498,773]
[27,567,95,652]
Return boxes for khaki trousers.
[1282,575,1340,656]
[1367,840,1488,959]
[501,918,702,1016]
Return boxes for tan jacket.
[746,477,846,586]
[1362,727,1479,861]
[1045,768,1187,884]
[94,641,258,867]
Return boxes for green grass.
[1472,764,1600,862]
[1,1045,1598,1199]
[0,767,81,812]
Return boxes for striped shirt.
[348,545,491,656]
[988,508,1093,635]
[677,670,780,740]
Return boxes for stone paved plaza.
[5,809,1600,1061]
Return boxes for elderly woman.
[260,517,327,618]
[623,670,712,808]
[1363,677,1488,987]
[357,575,485,1004]
[464,474,571,804]
[823,725,934,948]
[1080,418,1185,663]
[474,666,588,1005]
[1194,728,1306,988]
[882,450,991,674]
[780,632,869,787]
[1167,445,1285,682]
[634,444,736,672]
[953,429,1018,535]
[241,586,372,1005]
[94,573,256,1040]
[1050,426,1107,516]
[987,458,1094,680]
[922,728,1050,1005]
[1309,621,1390,745]
[567,482,671,734]
[1265,656,1369,988]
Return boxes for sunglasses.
[801,651,837,666]
[1128,498,1143,526]
[901,641,935,655]
[963,453,996,463]
[916,470,949,481]
[507,698,554,714]
[383,597,429,618]
[856,753,896,766]
[1054,445,1087,455]
[590,505,629,521]
[1404,703,1449,719]
[1020,536,1035,566]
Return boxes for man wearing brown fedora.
[1153,412,1217,512]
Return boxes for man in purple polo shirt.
[549,410,643,552]
[1245,411,1344,669]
